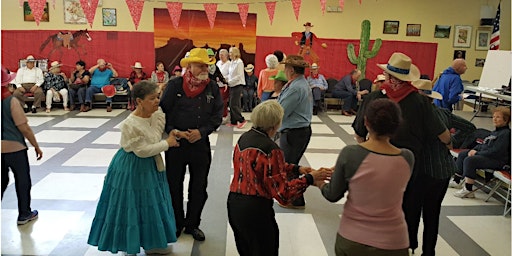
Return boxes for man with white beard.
[160,48,223,242]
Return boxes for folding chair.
[484,170,511,216]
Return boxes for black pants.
[455,150,504,179]
[333,90,357,111]
[165,139,211,230]
[279,126,312,165]
[229,85,245,124]
[1,150,33,218]
[227,192,279,256]
[402,171,449,256]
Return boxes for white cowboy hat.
[49,61,62,70]
[412,79,443,100]
[244,64,254,72]
[311,63,319,69]
[26,55,36,62]
[377,52,420,82]
[373,74,386,83]
[131,62,144,69]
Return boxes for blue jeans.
[333,90,356,111]
[69,86,86,105]
[261,92,272,102]
[86,86,112,104]
[242,88,255,111]
[455,150,504,179]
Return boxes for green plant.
[347,20,382,80]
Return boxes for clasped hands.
[170,129,202,145]
[299,166,333,187]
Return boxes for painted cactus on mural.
[347,20,382,80]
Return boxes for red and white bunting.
[19,0,24,8]
[359,0,362,5]
[27,0,47,26]
[51,0,56,9]
[291,0,301,21]
[320,0,327,15]
[237,3,249,28]
[79,0,99,28]
[125,0,145,30]
[166,2,183,29]
[203,3,217,29]
[265,2,276,25]
[339,0,345,10]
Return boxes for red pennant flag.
[166,2,183,29]
[339,0,345,10]
[79,0,100,28]
[359,0,362,5]
[291,0,301,21]
[125,0,145,30]
[265,2,276,25]
[19,0,24,7]
[27,0,47,26]
[320,0,327,15]
[237,3,249,28]
[203,3,217,29]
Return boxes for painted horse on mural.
[39,29,92,60]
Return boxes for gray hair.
[265,54,279,69]
[133,80,158,100]
[251,100,284,131]
[219,49,228,56]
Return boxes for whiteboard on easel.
[478,50,511,89]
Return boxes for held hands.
[309,167,333,183]
[166,132,180,147]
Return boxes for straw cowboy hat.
[281,55,309,68]
[377,52,420,82]
[303,22,314,27]
[374,74,386,83]
[269,70,288,82]
[25,55,36,62]
[244,64,254,72]
[412,79,443,100]
[1,66,16,86]
[49,61,62,70]
[131,62,144,69]
[180,48,216,67]
[311,63,319,69]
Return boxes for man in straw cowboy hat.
[43,61,70,113]
[276,55,314,209]
[410,79,475,255]
[13,55,44,113]
[160,48,223,242]
[352,52,452,254]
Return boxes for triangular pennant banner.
[320,0,327,15]
[19,0,24,7]
[27,0,46,26]
[339,0,345,10]
[125,0,145,30]
[51,0,56,9]
[203,3,217,29]
[166,2,183,29]
[291,0,301,21]
[79,0,99,28]
[359,0,362,5]
[265,2,276,25]
[237,3,249,28]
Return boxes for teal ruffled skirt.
[88,149,177,254]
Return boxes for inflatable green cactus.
[347,20,382,80]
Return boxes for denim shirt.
[277,75,313,131]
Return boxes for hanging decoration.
[51,0,56,9]
[27,0,47,26]
[339,0,345,10]
[359,0,362,5]
[79,0,99,28]
[291,0,301,21]
[125,0,145,30]
[265,2,276,25]
[19,0,24,7]
[166,2,183,29]
[237,3,249,28]
[203,3,218,29]
[320,0,327,15]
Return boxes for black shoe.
[184,227,205,241]
[31,107,37,113]
[23,106,29,113]
[176,226,183,238]
[17,210,38,225]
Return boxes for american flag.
[489,3,500,50]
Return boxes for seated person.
[307,63,327,115]
[332,69,368,116]
[433,59,467,112]
[44,61,69,113]
[127,62,148,110]
[13,55,44,113]
[69,60,90,112]
[268,70,287,100]
[85,59,118,112]
[151,61,169,93]
[449,106,511,198]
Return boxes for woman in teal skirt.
[88,81,180,255]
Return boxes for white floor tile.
[304,152,339,170]
[308,136,345,150]
[1,209,84,255]
[340,124,355,135]
[311,116,322,123]
[209,133,218,146]
[441,187,502,206]
[76,109,125,117]
[26,116,54,127]
[31,173,105,201]
[92,132,121,145]
[62,148,118,167]
[311,124,334,134]
[328,114,355,123]
[53,118,110,128]
[35,130,90,143]
[27,147,64,166]
[448,216,511,256]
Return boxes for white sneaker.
[448,179,464,189]
[453,187,475,198]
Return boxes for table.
[464,85,511,121]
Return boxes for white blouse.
[227,58,246,87]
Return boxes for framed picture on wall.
[383,20,399,34]
[453,25,472,48]
[64,0,87,24]
[453,50,466,60]
[434,25,451,38]
[23,2,49,22]
[406,24,421,36]
[475,30,491,50]
[102,8,117,26]
[475,58,485,67]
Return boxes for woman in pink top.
[257,54,279,101]
[318,98,414,256]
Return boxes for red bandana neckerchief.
[156,70,165,83]
[311,73,319,79]
[182,70,210,98]
[380,81,418,102]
